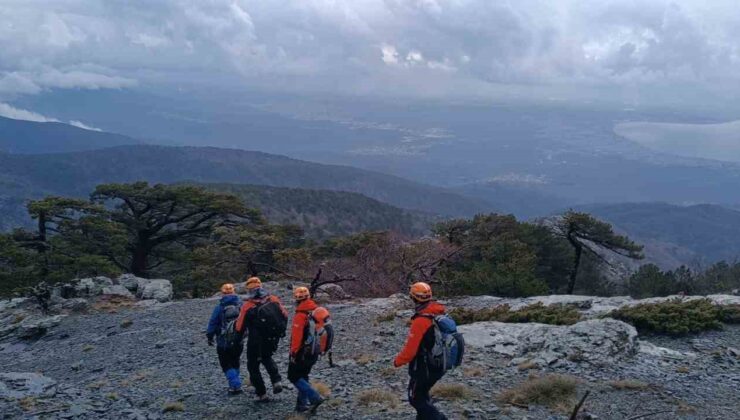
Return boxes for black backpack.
[253,298,288,340]
[219,303,242,349]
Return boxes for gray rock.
[317,283,352,299]
[16,315,66,339]
[139,279,173,302]
[75,276,113,296]
[459,319,638,365]
[0,372,56,398]
[102,285,135,299]
[118,274,148,293]
[60,298,90,313]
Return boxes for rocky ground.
[1,282,739,420]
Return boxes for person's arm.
[235,301,253,333]
[290,312,307,357]
[393,317,430,367]
[206,304,221,340]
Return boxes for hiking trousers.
[246,340,282,397]
[288,360,320,408]
[408,373,446,420]
[216,345,243,373]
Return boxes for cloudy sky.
[1,0,739,113]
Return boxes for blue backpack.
[422,314,465,373]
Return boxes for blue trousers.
[288,361,320,407]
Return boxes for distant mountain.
[201,183,435,238]
[0,116,140,154]
[576,202,740,268]
[0,145,493,231]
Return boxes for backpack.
[253,297,288,340]
[301,307,334,364]
[421,314,465,373]
[219,303,242,349]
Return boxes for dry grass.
[354,353,376,366]
[121,370,151,386]
[676,366,690,373]
[609,379,651,391]
[677,400,696,414]
[379,367,397,378]
[91,296,136,313]
[311,381,331,398]
[162,401,185,413]
[120,319,133,328]
[105,392,119,400]
[87,380,108,390]
[82,344,94,352]
[463,366,484,377]
[497,374,578,412]
[171,380,184,389]
[12,314,26,324]
[430,383,475,400]
[517,360,539,371]
[285,415,307,420]
[18,397,36,411]
[374,311,397,324]
[326,398,343,408]
[356,388,399,408]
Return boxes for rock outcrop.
[459,318,638,366]
[138,279,173,302]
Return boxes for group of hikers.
[206,277,464,419]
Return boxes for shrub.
[497,374,578,411]
[608,299,724,336]
[719,304,740,324]
[430,383,474,400]
[356,388,398,408]
[450,303,581,326]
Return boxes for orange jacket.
[235,294,288,334]
[290,298,318,356]
[393,301,446,367]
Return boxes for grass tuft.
[311,381,331,398]
[354,353,376,366]
[162,401,185,413]
[356,388,399,408]
[497,374,578,411]
[463,366,484,377]
[517,360,539,371]
[430,383,475,400]
[120,319,133,328]
[609,379,650,390]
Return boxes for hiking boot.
[295,404,309,413]
[309,397,324,414]
[272,381,284,394]
[255,394,270,404]
[228,387,243,395]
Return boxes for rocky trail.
[1,279,739,419]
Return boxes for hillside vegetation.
[0,144,492,231]
[201,183,434,239]
[0,116,139,154]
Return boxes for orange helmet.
[220,283,235,295]
[293,286,310,301]
[410,282,432,302]
[245,277,262,290]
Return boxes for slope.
[0,116,140,154]
[200,183,435,238]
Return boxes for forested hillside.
[201,183,434,238]
[0,145,492,230]
[579,202,740,268]
[0,116,139,154]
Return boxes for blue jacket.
[206,295,242,348]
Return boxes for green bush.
[450,303,581,326]
[719,304,740,324]
[608,299,725,336]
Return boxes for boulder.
[459,318,638,366]
[0,372,56,399]
[117,274,148,293]
[102,285,134,299]
[139,279,173,302]
[16,315,66,339]
[74,276,113,297]
[318,283,352,299]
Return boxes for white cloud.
[0,103,59,123]
[0,0,738,105]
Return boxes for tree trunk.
[131,246,149,277]
[567,239,582,294]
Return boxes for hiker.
[288,287,329,413]
[206,283,244,394]
[235,277,288,402]
[393,282,463,420]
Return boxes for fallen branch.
[569,390,591,420]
